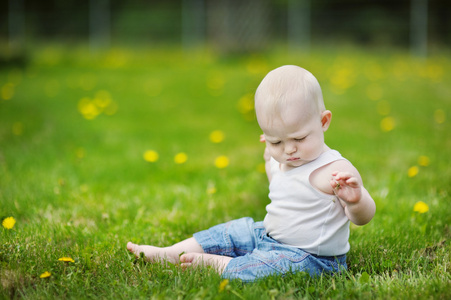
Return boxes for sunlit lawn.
[1,44,450,299]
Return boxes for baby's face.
[260,108,327,170]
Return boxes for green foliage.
[1,44,450,299]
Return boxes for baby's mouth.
[287,157,300,162]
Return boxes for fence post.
[182,0,205,51]
[410,0,428,57]
[90,0,111,51]
[8,0,25,50]
[288,0,311,53]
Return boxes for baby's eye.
[270,141,281,145]
[295,137,306,142]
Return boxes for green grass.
[1,44,450,299]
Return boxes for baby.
[127,65,376,282]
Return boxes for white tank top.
[263,150,350,256]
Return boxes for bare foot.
[180,253,232,273]
[127,242,178,264]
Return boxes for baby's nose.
[285,144,297,154]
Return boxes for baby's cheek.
[268,148,281,160]
[267,147,275,156]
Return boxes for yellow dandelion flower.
[380,116,395,132]
[94,90,112,108]
[413,201,429,213]
[12,122,23,136]
[426,64,443,82]
[58,257,75,263]
[104,49,129,69]
[78,97,91,111]
[257,163,266,174]
[246,57,268,74]
[237,93,256,121]
[40,271,51,279]
[209,130,225,143]
[434,109,445,124]
[215,156,229,169]
[418,155,430,167]
[2,216,16,229]
[408,166,419,178]
[237,93,254,114]
[78,97,100,120]
[76,147,85,159]
[329,67,356,94]
[1,83,14,100]
[143,150,159,162]
[207,186,217,195]
[174,152,188,164]
[207,74,225,91]
[219,279,229,292]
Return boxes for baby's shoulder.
[323,159,358,174]
[309,159,359,194]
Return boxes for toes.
[180,262,192,270]
[180,253,199,270]
[126,242,142,257]
[180,253,202,266]
[179,253,192,263]
[127,242,134,251]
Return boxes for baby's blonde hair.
[255,65,325,124]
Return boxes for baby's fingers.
[330,179,341,190]
[332,171,354,181]
[345,177,359,187]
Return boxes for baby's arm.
[260,134,272,182]
[329,162,376,225]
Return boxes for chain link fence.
[1,0,450,55]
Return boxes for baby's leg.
[127,237,204,265]
[180,253,233,274]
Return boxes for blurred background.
[1,3,450,287]
[1,0,450,59]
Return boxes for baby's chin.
[280,159,311,171]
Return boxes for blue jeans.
[193,217,347,282]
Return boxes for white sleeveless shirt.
[263,150,350,256]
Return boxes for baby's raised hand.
[330,171,362,204]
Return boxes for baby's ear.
[321,110,332,131]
